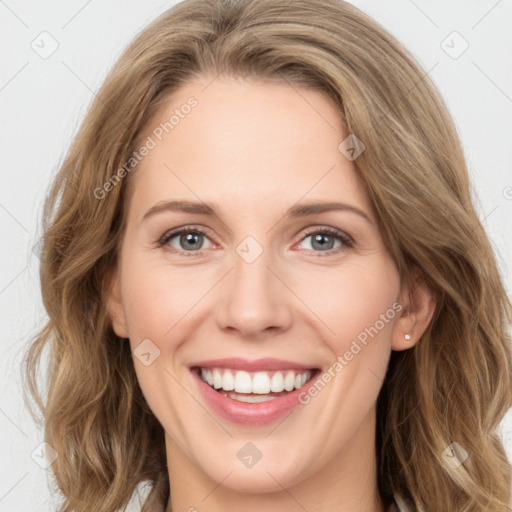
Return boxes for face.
[106,75,417,497]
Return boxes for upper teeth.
[200,368,313,394]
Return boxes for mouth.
[190,366,321,404]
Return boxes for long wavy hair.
[22,0,512,510]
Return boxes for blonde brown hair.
[23,0,512,510]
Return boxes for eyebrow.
[141,199,373,225]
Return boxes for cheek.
[119,255,194,429]
[120,254,215,341]
[291,256,401,350]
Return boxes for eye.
[158,226,214,255]
[157,225,354,257]
[296,227,354,255]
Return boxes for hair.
[22,0,512,511]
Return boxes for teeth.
[221,370,235,391]
[234,371,252,393]
[252,372,271,394]
[204,370,214,387]
[213,369,223,389]
[270,371,284,392]
[222,392,280,403]
[200,368,313,394]
[284,371,295,391]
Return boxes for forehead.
[125,76,372,222]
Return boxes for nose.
[215,245,293,339]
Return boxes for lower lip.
[191,368,319,426]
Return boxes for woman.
[23,0,512,511]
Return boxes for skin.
[106,75,435,512]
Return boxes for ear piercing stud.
[404,334,412,340]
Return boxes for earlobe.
[103,267,129,339]
[392,269,436,351]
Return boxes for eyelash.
[157,225,354,258]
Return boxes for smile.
[189,361,321,426]
[199,367,315,401]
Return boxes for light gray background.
[1,0,511,510]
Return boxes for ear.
[103,266,129,339]
[392,267,436,351]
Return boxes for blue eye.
[298,228,353,254]
[160,227,212,253]
[158,226,353,257]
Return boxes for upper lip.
[189,357,319,372]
